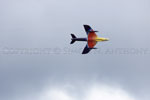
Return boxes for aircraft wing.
[82,45,91,54]
[82,40,97,54]
[84,25,98,35]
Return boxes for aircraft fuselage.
[72,37,109,42]
[71,38,87,42]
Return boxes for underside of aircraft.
[70,25,109,54]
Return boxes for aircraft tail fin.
[70,34,76,44]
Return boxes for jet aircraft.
[70,25,109,54]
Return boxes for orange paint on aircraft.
[88,32,97,41]
[88,40,97,48]
[87,32,97,48]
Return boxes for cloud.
[39,88,75,100]
[84,84,135,100]
[39,84,136,100]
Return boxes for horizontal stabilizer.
[70,34,76,44]
[71,34,76,38]
[70,40,75,44]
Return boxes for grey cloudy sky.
[0,0,150,100]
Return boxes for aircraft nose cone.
[105,38,109,41]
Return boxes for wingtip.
[82,52,87,54]
[83,24,90,26]
[82,50,89,54]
